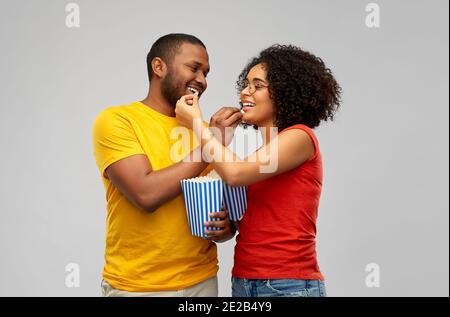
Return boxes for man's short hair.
[146,33,206,81]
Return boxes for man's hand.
[175,94,203,130]
[209,107,242,146]
[204,210,236,243]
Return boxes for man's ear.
[151,57,167,79]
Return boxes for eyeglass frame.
[241,79,270,95]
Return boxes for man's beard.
[161,69,185,107]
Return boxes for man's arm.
[106,146,207,213]
[105,106,241,214]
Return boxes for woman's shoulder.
[279,124,320,161]
[280,124,317,142]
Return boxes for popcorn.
[206,169,221,179]
[180,170,248,238]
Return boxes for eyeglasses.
[242,80,269,95]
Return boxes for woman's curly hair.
[237,44,341,131]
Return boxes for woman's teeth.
[240,103,255,115]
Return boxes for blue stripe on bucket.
[223,184,231,213]
[195,181,200,236]
[191,181,196,236]
[202,182,207,236]
[239,186,245,219]
[186,181,192,235]
[188,181,194,236]
[208,181,212,215]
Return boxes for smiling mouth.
[187,87,200,96]
[239,102,256,110]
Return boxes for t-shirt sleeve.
[92,109,146,177]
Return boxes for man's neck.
[141,88,175,117]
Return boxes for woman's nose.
[240,86,251,97]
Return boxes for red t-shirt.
[232,124,324,280]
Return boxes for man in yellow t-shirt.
[92,34,243,296]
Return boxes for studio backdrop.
[0,0,448,296]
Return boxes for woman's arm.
[175,94,316,186]
[197,122,315,186]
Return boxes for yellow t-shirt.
[92,101,217,292]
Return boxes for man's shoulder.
[94,102,140,124]
[97,101,138,117]
[93,102,141,133]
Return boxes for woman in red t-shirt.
[176,44,341,297]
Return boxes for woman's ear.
[151,57,167,79]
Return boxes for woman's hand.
[175,94,203,130]
[209,107,242,146]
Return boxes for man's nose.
[194,73,207,91]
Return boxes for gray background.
[0,0,448,297]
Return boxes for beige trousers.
[101,276,218,297]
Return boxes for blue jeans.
[232,277,327,297]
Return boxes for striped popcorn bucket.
[181,178,224,238]
[223,184,248,221]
